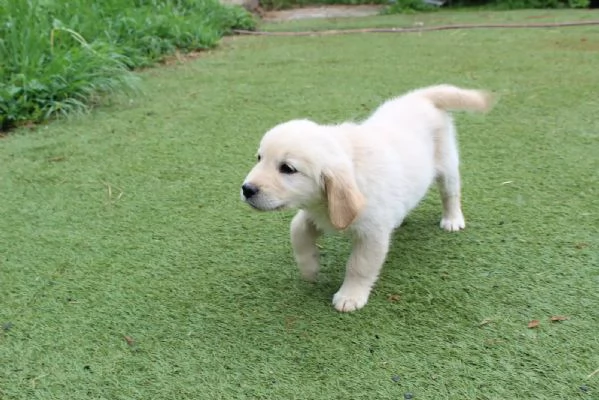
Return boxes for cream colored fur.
[241,84,494,312]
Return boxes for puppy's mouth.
[245,198,287,212]
[249,204,285,212]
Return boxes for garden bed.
[0,0,255,132]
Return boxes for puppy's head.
[241,119,365,230]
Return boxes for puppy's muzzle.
[241,182,259,199]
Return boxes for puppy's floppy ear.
[323,164,365,230]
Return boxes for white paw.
[332,287,370,312]
[297,260,320,282]
[440,214,465,232]
[300,269,318,283]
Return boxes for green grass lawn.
[261,8,599,32]
[1,10,598,400]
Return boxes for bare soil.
[263,5,384,21]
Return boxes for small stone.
[404,393,414,399]
[579,385,589,393]
[391,375,401,383]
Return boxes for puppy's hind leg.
[435,119,466,232]
[290,211,323,282]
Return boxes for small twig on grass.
[478,318,493,327]
[30,374,48,388]
[102,181,124,204]
[587,367,599,379]
[233,20,599,37]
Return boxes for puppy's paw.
[440,214,465,232]
[299,269,318,283]
[332,288,370,312]
[297,260,320,283]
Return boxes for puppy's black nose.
[242,183,259,199]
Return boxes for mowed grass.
[1,10,598,400]
[261,8,599,32]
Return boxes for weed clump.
[0,0,255,131]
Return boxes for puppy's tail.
[412,84,494,113]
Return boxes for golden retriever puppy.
[241,84,493,312]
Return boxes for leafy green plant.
[567,0,590,7]
[0,0,256,131]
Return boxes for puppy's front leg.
[333,232,390,312]
[290,211,322,282]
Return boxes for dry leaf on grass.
[478,319,493,327]
[484,338,505,347]
[527,320,540,329]
[284,317,296,330]
[387,294,401,302]
[124,335,135,346]
[550,315,569,322]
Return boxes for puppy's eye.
[279,163,297,174]
[257,155,261,162]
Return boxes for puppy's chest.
[304,207,337,233]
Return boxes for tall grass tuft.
[0,0,255,131]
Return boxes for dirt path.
[263,5,384,21]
